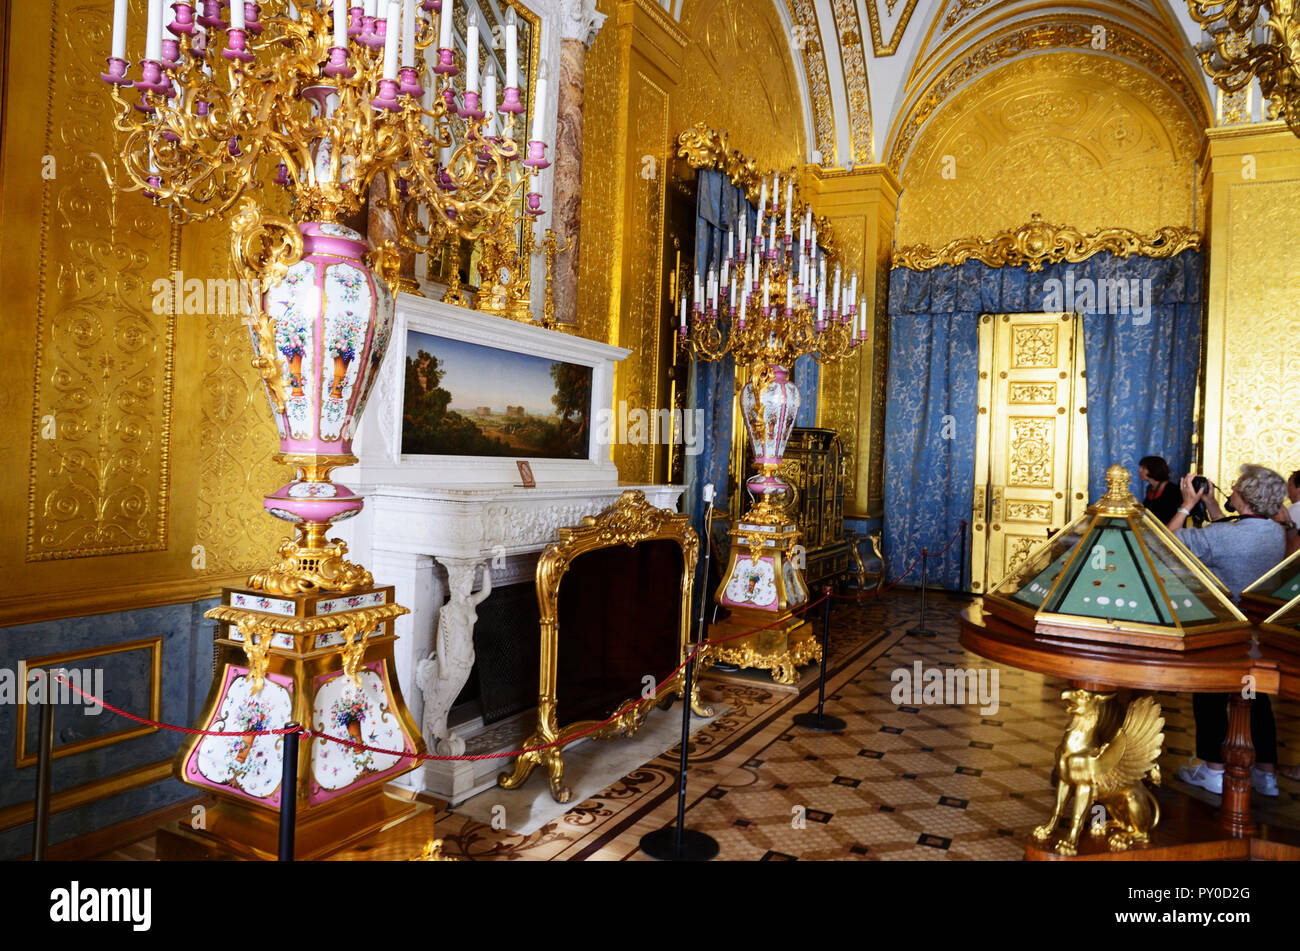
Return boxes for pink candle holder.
[421,0,440,11]
[323,46,354,77]
[168,2,196,35]
[458,89,483,119]
[196,0,226,29]
[522,139,549,169]
[134,91,155,113]
[161,38,181,68]
[275,162,289,185]
[398,66,422,98]
[100,56,133,86]
[815,319,826,332]
[371,77,402,111]
[499,85,523,114]
[361,16,385,49]
[197,100,210,115]
[433,47,457,74]
[347,6,363,37]
[525,192,544,216]
[229,137,242,156]
[136,59,175,96]
[144,174,162,199]
[244,3,263,34]
[223,29,255,62]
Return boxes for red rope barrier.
[47,592,834,765]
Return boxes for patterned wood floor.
[95,590,1300,861]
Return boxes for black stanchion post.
[907,547,937,638]
[278,723,300,862]
[32,669,55,861]
[792,588,846,733]
[641,488,720,862]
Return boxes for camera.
[1189,475,1210,522]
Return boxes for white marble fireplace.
[336,296,682,803]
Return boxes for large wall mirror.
[423,0,541,295]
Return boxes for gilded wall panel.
[612,71,670,483]
[576,0,620,347]
[27,2,178,561]
[816,216,868,503]
[896,51,1203,248]
[1218,178,1300,481]
[674,0,805,172]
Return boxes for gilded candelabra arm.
[367,239,404,299]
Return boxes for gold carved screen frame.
[498,490,711,803]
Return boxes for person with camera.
[1169,464,1288,797]
[1137,455,1182,527]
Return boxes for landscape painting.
[401,329,592,459]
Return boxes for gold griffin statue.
[1032,689,1164,855]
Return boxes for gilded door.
[971,313,1088,593]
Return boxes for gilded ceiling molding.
[830,0,874,161]
[886,16,1211,172]
[864,0,922,56]
[784,0,837,162]
[676,123,839,255]
[892,213,1202,272]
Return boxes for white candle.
[381,0,400,78]
[483,67,497,133]
[743,256,751,294]
[530,60,547,141]
[401,0,415,67]
[465,10,479,95]
[859,297,866,335]
[850,270,857,303]
[757,181,767,223]
[505,6,518,88]
[288,0,298,20]
[762,274,770,309]
[730,278,737,311]
[333,0,347,47]
[768,216,776,252]
[680,295,687,329]
[804,207,812,243]
[111,0,128,60]
[145,0,162,60]
[703,483,715,504]
[738,211,746,249]
[832,264,840,312]
[784,179,792,235]
[232,0,246,30]
[786,276,793,313]
[694,271,701,304]
[364,0,377,16]
[438,0,453,47]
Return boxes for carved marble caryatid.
[417,559,492,755]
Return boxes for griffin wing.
[1094,695,1164,799]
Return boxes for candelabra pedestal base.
[706,521,819,684]
[173,583,425,858]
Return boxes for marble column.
[549,0,607,324]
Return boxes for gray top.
[1175,518,1286,603]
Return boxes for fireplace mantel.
[336,295,684,802]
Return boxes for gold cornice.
[1206,119,1292,141]
[676,123,840,256]
[888,15,1211,171]
[893,213,1202,272]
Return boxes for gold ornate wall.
[0,1,281,624]
[674,0,806,172]
[895,49,1206,247]
[1201,123,1300,489]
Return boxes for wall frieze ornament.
[892,213,1202,272]
[676,123,840,257]
[784,0,837,162]
[888,17,1210,172]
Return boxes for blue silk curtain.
[883,250,1203,589]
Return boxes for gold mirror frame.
[498,490,712,803]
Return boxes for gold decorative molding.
[864,0,922,56]
[893,213,1202,272]
[830,0,874,159]
[784,0,837,162]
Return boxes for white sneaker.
[1178,762,1224,794]
[1252,767,1279,797]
